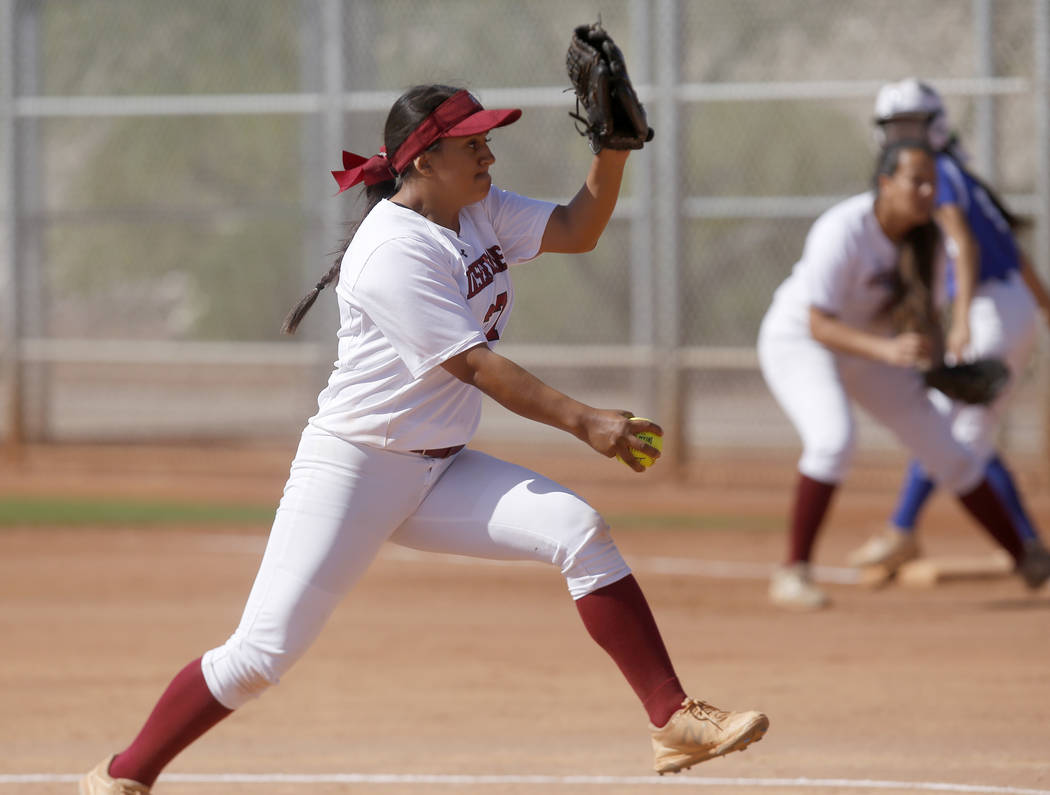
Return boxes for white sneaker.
[769,563,829,610]
[847,526,920,571]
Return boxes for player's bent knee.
[933,455,985,496]
[560,513,631,600]
[799,441,853,484]
[201,641,285,710]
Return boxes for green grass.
[605,512,780,532]
[0,500,778,532]
[0,496,273,527]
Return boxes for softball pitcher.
[79,84,768,793]
[848,78,1050,575]
[758,139,1050,610]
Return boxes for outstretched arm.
[441,343,661,471]
[538,149,630,254]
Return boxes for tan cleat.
[650,697,769,774]
[847,526,920,571]
[79,756,151,795]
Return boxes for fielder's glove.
[566,21,654,153]
[922,358,1010,405]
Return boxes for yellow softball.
[616,418,663,469]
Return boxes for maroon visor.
[332,90,521,194]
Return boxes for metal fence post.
[0,0,21,455]
[653,0,684,476]
[1035,0,1050,480]
[973,0,997,182]
[629,0,655,356]
[312,0,345,383]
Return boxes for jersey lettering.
[465,245,509,298]
[484,291,508,342]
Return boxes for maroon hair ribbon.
[331,147,397,194]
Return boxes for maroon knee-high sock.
[575,574,685,727]
[787,474,837,564]
[958,478,1024,564]
[109,657,232,788]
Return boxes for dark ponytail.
[281,83,463,334]
[942,147,1027,231]
[280,180,397,334]
[891,220,941,334]
[874,140,941,334]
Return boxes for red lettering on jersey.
[486,245,508,273]
[465,256,494,298]
[484,291,508,341]
[465,247,508,299]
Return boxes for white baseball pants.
[201,425,630,709]
[758,319,985,493]
[930,270,1039,461]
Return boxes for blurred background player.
[848,78,1050,577]
[78,83,768,794]
[757,139,1050,610]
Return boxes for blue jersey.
[937,153,1020,297]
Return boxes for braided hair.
[281,84,462,334]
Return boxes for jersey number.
[484,292,508,342]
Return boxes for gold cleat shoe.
[847,526,920,570]
[650,697,769,774]
[79,756,151,795]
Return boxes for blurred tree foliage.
[22,0,1023,347]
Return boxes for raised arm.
[538,149,630,254]
[440,343,661,471]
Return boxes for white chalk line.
[198,532,861,585]
[379,546,861,585]
[2,773,1048,792]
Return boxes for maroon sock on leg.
[958,478,1024,564]
[575,574,686,727]
[109,657,233,788]
[787,474,837,564]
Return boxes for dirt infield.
[2,441,1049,794]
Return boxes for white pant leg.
[840,359,984,494]
[390,449,630,600]
[758,327,856,483]
[202,427,452,709]
[948,273,1039,459]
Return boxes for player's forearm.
[542,150,629,253]
[809,308,895,362]
[443,345,592,440]
[950,242,978,324]
[936,204,978,333]
[1020,252,1050,319]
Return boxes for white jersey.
[757,191,979,492]
[764,191,944,340]
[309,185,556,451]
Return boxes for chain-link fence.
[2,0,1049,471]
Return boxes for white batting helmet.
[873,78,953,152]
